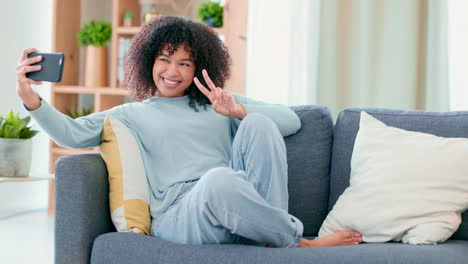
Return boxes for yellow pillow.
[100,114,151,234]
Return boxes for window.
[448,0,468,110]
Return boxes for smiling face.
[152,44,196,97]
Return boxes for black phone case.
[26,52,65,82]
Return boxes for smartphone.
[26,52,65,82]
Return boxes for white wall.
[0,0,111,215]
[0,0,53,214]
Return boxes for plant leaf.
[0,111,38,139]
[21,116,31,126]
[20,127,39,139]
[12,124,24,138]
[0,116,5,132]
[78,20,112,47]
[3,125,18,138]
[5,110,18,126]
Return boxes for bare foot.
[298,230,363,248]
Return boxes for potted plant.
[123,11,135,27]
[78,20,112,87]
[66,106,94,119]
[0,110,39,176]
[197,1,223,28]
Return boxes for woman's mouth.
[162,77,181,88]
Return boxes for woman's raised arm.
[16,48,122,149]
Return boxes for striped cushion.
[100,114,151,234]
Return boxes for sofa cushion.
[286,106,333,236]
[321,111,468,244]
[330,108,468,240]
[100,114,151,234]
[91,232,468,264]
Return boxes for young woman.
[16,16,362,248]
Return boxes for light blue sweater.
[27,93,301,218]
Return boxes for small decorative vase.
[144,7,160,23]
[84,46,109,87]
[123,17,133,27]
[0,138,32,177]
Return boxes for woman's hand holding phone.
[16,48,43,111]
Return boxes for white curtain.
[246,0,449,116]
[245,0,321,106]
[318,0,449,116]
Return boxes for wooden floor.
[0,208,54,264]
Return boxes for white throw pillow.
[318,111,468,245]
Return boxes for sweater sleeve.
[25,99,122,149]
[231,93,301,137]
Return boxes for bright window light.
[448,0,468,110]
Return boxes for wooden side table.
[0,174,55,216]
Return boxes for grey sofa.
[55,106,468,264]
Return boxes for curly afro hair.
[124,16,231,111]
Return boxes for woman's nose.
[165,63,178,76]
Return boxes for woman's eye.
[159,58,169,62]
[181,63,190,67]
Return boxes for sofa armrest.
[55,153,113,264]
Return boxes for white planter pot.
[0,138,32,177]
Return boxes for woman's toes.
[346,231,356,238]
[346,240,360,245]
[345,235,361,243]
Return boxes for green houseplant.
[197,1,223,28]
[78,21,112,87]
[78,21,112,47]
[66,106,94,119]
[0,110,39,176]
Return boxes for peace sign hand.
[194,69,246,119]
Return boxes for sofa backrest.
[287,106,333,236]
[330,108,468,240]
